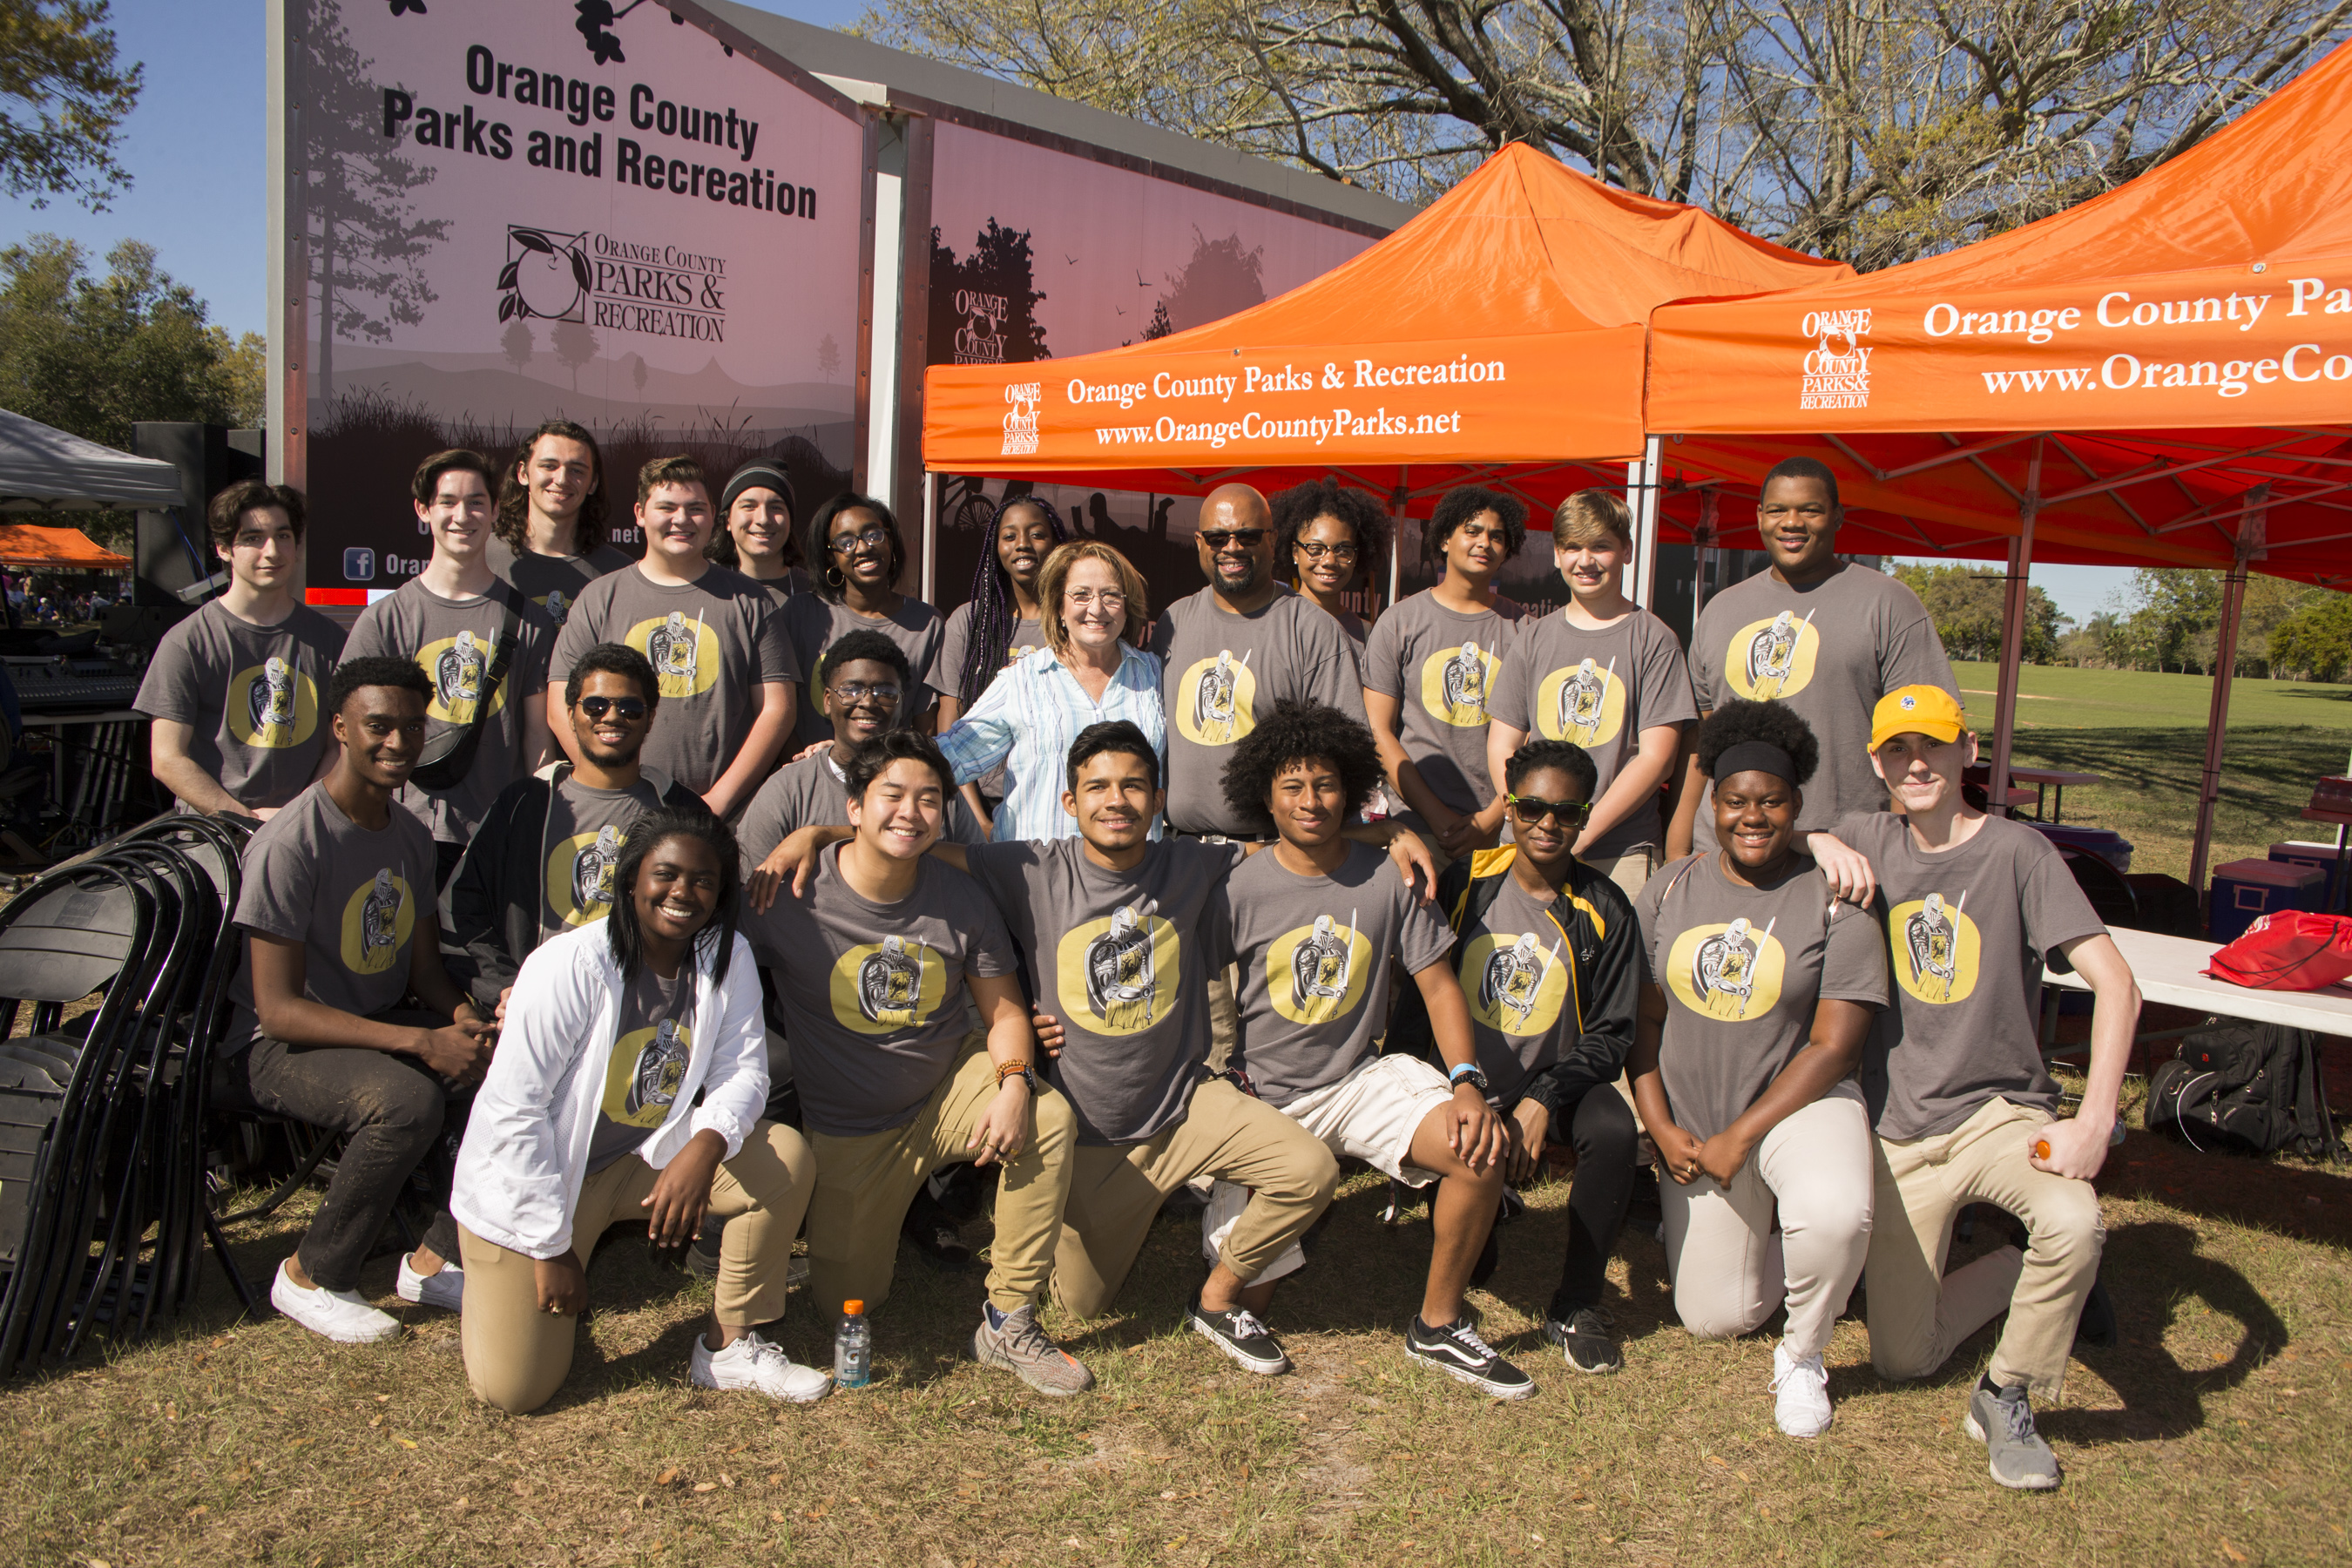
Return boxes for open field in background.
[1947,661,2352,884]
[2,1067,2349,1568]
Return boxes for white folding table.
[2040,925,2352,1064]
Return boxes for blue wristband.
[1449,1063,1480,1084]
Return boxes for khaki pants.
[457,1119,814,1415]
[1205,964,1240,1072]
[1659,1089,1872,1361]
[1866,1095,2105,1399]
[1051,1077,1340,1320]
[1578,845,1655,900]
[805,1035,1077,1321]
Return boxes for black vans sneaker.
[1186,1295,1290,1375]
[1540,1306,1622,1374]
[1407,1315,1536,1400]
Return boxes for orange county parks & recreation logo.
[1800,308,1873,411]
[498,226,592,323]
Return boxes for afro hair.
[1692,699,1820,787]
[1220,699,1386,829]
[1426,484,1527,566]
[1269,478,1389,588]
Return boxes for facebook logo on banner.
[344,548,376,582]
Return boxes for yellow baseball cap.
[1870,686,1966,751]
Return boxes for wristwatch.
[996,1059,1041,1093]
[1448,1063,1490,1095]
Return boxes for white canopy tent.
[0,410,184,512]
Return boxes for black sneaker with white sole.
[1407,1315,1536,1400]
[1186,1295,1290,1375]
[1540,1305,1622,1374]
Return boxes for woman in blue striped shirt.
[938,540,1166,841]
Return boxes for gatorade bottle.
[835,1301,871,1389]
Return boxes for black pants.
[1544,1084,1639,1316]
[212,1010,463,1291]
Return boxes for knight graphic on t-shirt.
[626,1018,693,1119]
[1482,931,1557,1031]
[647,611,700,683]
[571,824,624,918]
[249,655,297,736]
[1437,640,1489,721]
[1693,916,1772,1018]
[359,870,403,963]
[1557,656,1611,742]
[1894,890,1979,1004]
[1290,912,1355,1011]
[857,935,925,1024]
[436,630,490,715]
[1193,651,1249,743]
[543,587,571,625]
[1085,905,1159,1027]
[1740,610,1815,699]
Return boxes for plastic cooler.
[2269,841,2348,911]
[2207,858,2324,944]
[2027,823,2133,874]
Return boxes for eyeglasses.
[576,695,649,722]
[1199,529,1267,551]
[1064,588,1127,612]
[1508,794,1592,824]
[829,680,902,706]
[829,526,889,553]
[1295,541,1358,562]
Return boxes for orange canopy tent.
[0,524,132,571]
[922,141,1850,591]
[1648,39,2352,889]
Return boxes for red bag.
[2205,910,2352,990]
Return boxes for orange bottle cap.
[843,1300,865,1315]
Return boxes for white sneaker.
[690,1329,831,1404]
[1771,1342,1834,1437]
[395,1253,463,1312]
[271,1260,400,1344]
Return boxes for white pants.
[1659,1087,1873,1360]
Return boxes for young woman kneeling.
[450,809,829,1412]
[1630,700,1887,1437]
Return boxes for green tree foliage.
[2269,594,2352,683]
[0,0,141,211]
[1892,562,2059,664]
[2102,568,2326,676]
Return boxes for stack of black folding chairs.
[0,813,254,1375]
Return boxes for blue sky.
[0,0,2137,622]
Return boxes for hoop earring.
[825,565,846,589]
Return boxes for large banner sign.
[281,0,865,603]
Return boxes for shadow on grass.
[2277,687,2352,705]
[2100,1132,2352,1254]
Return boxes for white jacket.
[451,919,769,1260]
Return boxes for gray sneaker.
[1965,1378,2061,1490]
[972,1304,1094,1396]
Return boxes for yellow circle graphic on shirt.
[1057,908,1181,1035]
[1725,612,1821,700]
[602,1017,695,1128]
[1267,916,1374,1025]
[1666,921,1788,1022]
[1889,895,1981,1005]
[1535,659,1627,747]
[1418,640,1502,727]
[419,630,510,723]
[547,824,627,928]
[225,659,320,748]
[1461,929,1569,1037]
[340,870,415,976]
[828,937,950,1035]
[627,612,721,700]
[1176,651,1258,747]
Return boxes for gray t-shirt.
[1636,851,1889,1142]
[487,535,634,629]
[1221,841,1452,1109]
[1451,869,1592,1105]
[1147,587,1369,837]
[931,603,1046,801]
[735,750,986,883]
[1362,589,1526,816]
[781,595,946,750]
[1835,811,2106,1141]
[343,579,558,845]
[746,844,1017,1138]
[538,774,668,943]
[585,961,699,1173]
[221,782,439,1054]
[133,599,346,811]
[1688,563,1957,847]
[965,837,1244,1144]
[551,564,797,797]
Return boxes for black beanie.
[720,459,796,519]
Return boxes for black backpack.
[2146,1023,2345,1160]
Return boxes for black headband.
[1712,740,1797,787]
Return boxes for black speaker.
[128,424,266,610]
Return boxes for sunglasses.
[1509,794,1591,824]
[576,695,649,722]
[1200,528,1267,551]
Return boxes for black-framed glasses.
[1509,794,1591,824]
[829,526,889,553]
[1199,528,1267,550]
[576,695,649,722]
[1295,540,1358,562]
[829,680,902,706]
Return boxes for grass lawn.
[4,1074,2349,1568]
[1948,661,2352,884]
